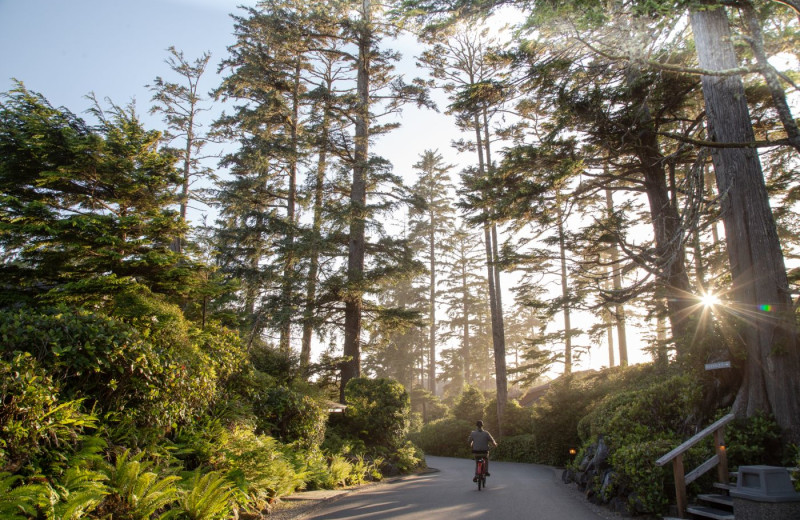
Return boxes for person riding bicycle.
[469,420,497,481]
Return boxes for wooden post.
[714,428,729,484]
[673,454,687,518]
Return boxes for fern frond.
[179,471,237,520]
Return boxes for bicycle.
[474,454,488,490]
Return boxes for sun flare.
[700,293,720,307]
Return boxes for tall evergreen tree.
[148,46,214,253]
[419,26,512,434]
[408,150,456,393]
[0,84,187,305]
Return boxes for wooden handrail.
[655,413,734,518]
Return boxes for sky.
[0,0,652,376]
[0,0,458,183]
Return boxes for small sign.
[705,361,732,371]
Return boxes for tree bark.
[341,0,371,403]
[279,59,302,354]
[556,192,572,374]
[428,205,437,394]
[691,4,800,442]
[605,188,628,365]
[481,109,508,430]
[301,74,332,376]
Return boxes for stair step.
[712,481,734,491]
[686,505,734,520]
[697,493,734,507]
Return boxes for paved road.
[306,456,607,519]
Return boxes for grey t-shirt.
[469,429,496,451]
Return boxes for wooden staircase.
[656,414,735,519]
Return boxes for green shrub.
[212,426,303,508]
[0,352,96,473]
[580,373,703,449]
[252,387,326,448]
[0,472,49,519]
[409,388,448,424]
[344,378,410,450]
[0,305,220,429]
[409,418,472,458]
[608,438,674,514]
[451,386,485,423]
[724,412,783,468]
[530,375,601,466]
[389,441,424,474]
[100,449,181,520]
[483,398,533,437]
[493,435,540,463]
[178,470,238,520]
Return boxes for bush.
[409,388,448,424]
[343,378,410,450]
[608,438,674,514]
[252,387,327,448]
[0,305,221,429]
[409,418,472,458]
[451,386,485,423]
[580,373,704,449]
[483,398,533,437]
[724,412,783,468]
[212,426,303,508]
[493,435,540,463]
[530,374,603,466]
[0,352,96,473]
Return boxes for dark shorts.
[472,450,489,459]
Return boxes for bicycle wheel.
[477,474,483,490]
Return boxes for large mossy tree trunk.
[690,4,800,442]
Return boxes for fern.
[44,465,108,520]
[0,472,48,519]
[104,450,180,519]
[179,471,237,520]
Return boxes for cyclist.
[469,420,497,481]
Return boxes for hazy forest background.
[1,0,799,518]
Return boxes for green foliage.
[483,398,533,437]
[178,470,238,520]
[212,426,304,507]
[451,385,485,423]
[530,375,601,466]
[252,386,327,448]
[0,472,48,519]
[724,412,783,467]
[409,418,472,458]
[325,455,353,488]
[389,441,424,474]
[0,83,189,304]
[0,304,229,430]
[579,373,703,449]
[101,450,181,520]
[0,352,95,473]
[493,435,540,463]
[608,438,674,514]
[409,388,448,423]
[344,378,411,450]
[41,464,109,520]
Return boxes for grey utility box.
[729,465,800,520]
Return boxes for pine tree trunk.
[341,0,371,402]
[691,4,800,442]
[279,60,301,354]
[556,195,572,374]
[301,76,332,375]
[428,210,437,394]
[632,97,694,356]
[605,188,628,365]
